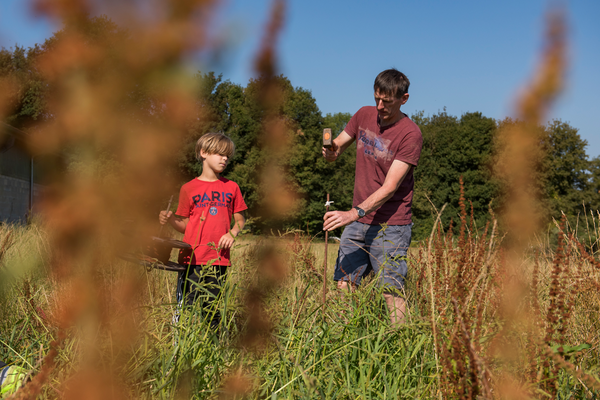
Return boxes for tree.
[0,15,131,131]
[542,120,595,217]
[0,45,48,127]
[6,15,596,238]
[177,72,356,234]
[287,106,355,234]
[412,111,499,239]
[589,157,600,211]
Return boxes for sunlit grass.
[2,218,600,398]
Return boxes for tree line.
[1,16,598,240]
[412,112,599,239]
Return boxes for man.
[322,68,422,325]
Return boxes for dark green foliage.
[412,110,499,240]
[411,112,598,240]
[0,45,48,126]
[589,157,600,210]
[2,14,598,237]
[542,120,597,217]
[177,73,355,234]
[288,110,355,234]
[0,15,130,130]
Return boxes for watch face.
[356,207,365,217]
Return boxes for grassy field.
[1,214,600,399]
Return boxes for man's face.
[374,90,409,126]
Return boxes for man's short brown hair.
[374,69,410,99]
[195,132,235,161]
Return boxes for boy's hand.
[159,210,173,225]
[218,232,235,250]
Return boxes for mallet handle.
[159,195,174,237]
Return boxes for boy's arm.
[217,211,246,250]
[159,211,189,234]
[230,211,246,237]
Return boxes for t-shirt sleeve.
[175,185,191,218]
[344,108,365,139]
[232,184,248,214]
[394,128,423,166]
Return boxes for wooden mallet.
[323,128,333,149]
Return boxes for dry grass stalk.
[3,0,247,397]
[492,8,568,397]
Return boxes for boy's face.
[201,151,229,174]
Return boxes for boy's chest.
[188,188,234,216]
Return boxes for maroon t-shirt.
[345,106,423,225]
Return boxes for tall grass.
[2,214,600,398]
[2,2,599,399]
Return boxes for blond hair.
[195,132,235,161]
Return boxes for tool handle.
[159,195,174,237]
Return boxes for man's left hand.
[323,210,358,231]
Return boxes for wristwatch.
[353,207,366,218]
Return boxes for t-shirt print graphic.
[356,128,395,163]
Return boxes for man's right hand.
[322,142,339,162]
[323,209,358,231]
[159,210,172,225]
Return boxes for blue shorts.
[333,222,412,292]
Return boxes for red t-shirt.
[345,106,423,225]
[175,177,247,266]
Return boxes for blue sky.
[1,0,599,157]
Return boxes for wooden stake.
[322,129,333,322]
[323,193,330,320]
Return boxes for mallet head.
[323,128,333,149]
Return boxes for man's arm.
[322,130,354,162]
[323,160,413,231]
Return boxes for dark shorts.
[176,264,228,307]
[333,222,412,291]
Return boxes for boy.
[159,133,247,328]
